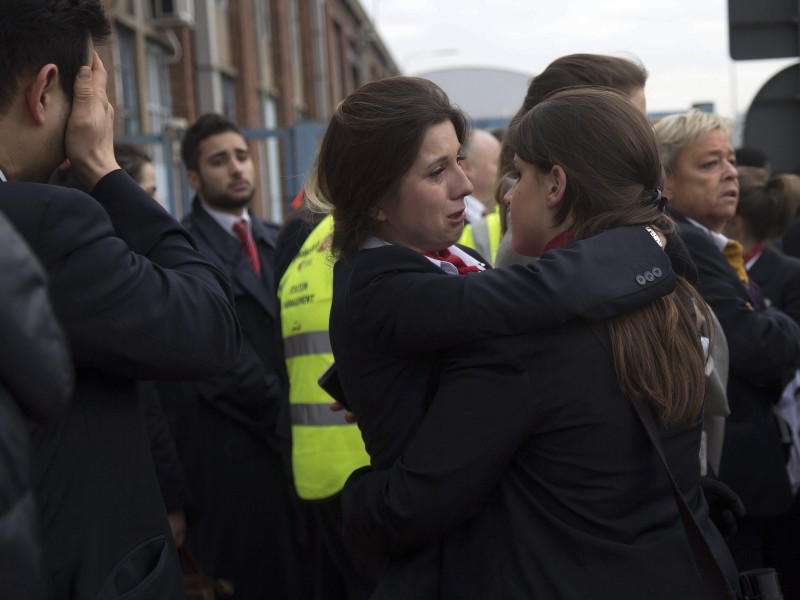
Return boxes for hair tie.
[651,188,668,212]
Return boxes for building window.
[253,0,274,88]
[146,40,173,132]
[222,75,237,122]
[215,0,232,69]
[261,94,283,221]
[116,26,140,134]
[287,0,304,108]
[331,21,344,101]
[255,0,271,42]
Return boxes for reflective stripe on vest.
[278,215,370,500]
[284,331,332,359]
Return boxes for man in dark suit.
[0,2,241,598]
[158,113,308,599]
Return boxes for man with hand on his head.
[0,2,240,598]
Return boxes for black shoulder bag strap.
[630,396,737,600]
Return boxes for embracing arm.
[31,182,240,380]
[341,337,535,553]
[344,226,674,355]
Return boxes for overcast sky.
[362,0,797,120]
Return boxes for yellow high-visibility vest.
[278,215,369,500]
[458,205,502,265]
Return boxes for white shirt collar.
[686,217,730,252]
[200,201,251,238]
[0,168,6,182]
[745,247,764,271]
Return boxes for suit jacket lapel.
[189,201,277,319]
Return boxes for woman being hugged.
[309,77,675,472]
[336,88,740,599]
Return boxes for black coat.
[156,200,306,600]
[342,324,739,599]
[0,210,73,600]
[672,213,800,516]
[329,227,675,469]
[0,171,241,600]
[330,226,735,598]
[749,245,800,324]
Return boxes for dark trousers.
[306,494,384,600]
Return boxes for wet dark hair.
[735,146,770,171]
[0,0,110,114]
[519,54,647,115]
[181,113,243,171]
[310,76,469,256]
[497,54,648,231]
[114,142,152,184]
[737,167,800,242]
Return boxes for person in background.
[275,194,327,281]
[338,87,740,599]
[0,211,73,600]
[494,53,648,268]
[155,113,311,600]
[725,167,800,320]
[114,141,159,199]
[724,166,800,598]
[488,52,736,519]
[735,146,771,173]
[51,141,158,200]
[457,129,503,263]
[0,1,241,597]
[278,212,382,600]
[656,109,800,573]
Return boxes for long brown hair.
[511,88,709,427]
[307,76,469,257]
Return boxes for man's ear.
[26,64,60,125]
[187,170,200,191]
[545,164,567,209]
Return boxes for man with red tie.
[156,114,310,599]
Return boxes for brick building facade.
[101,0,398,220]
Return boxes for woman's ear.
[546,165,567,208]
[371,205,387,222]
[26,64,59,125]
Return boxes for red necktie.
[232,220,261,274]
[423,248,481,275]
